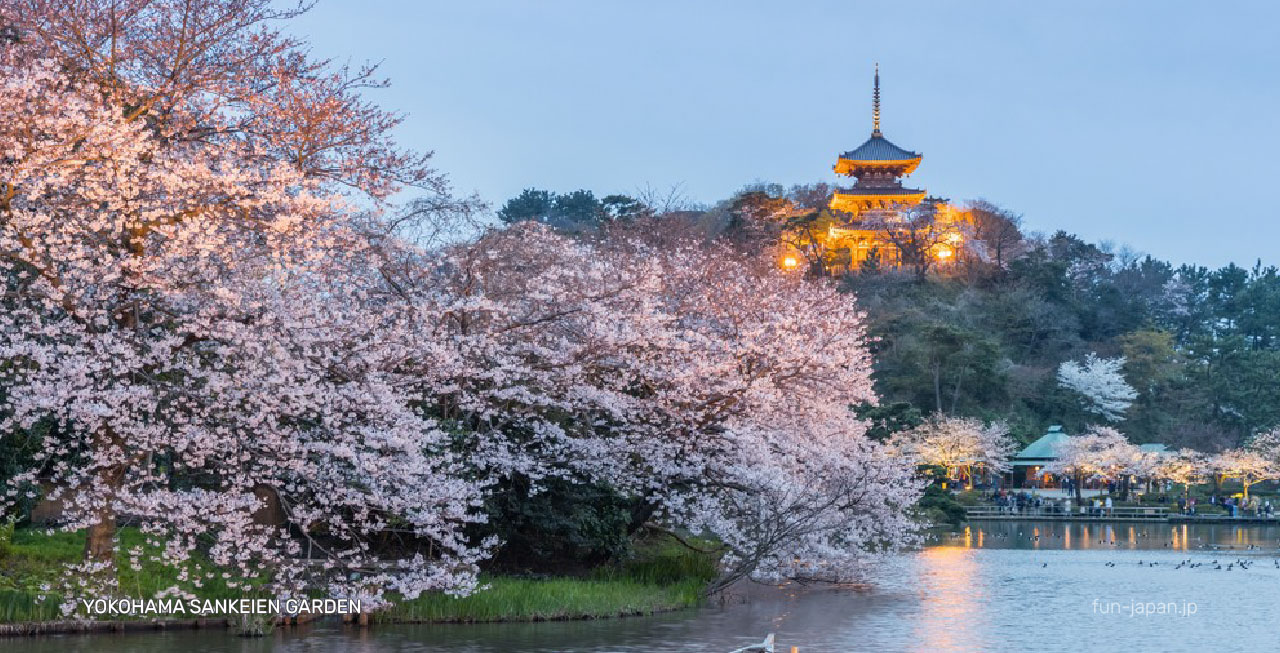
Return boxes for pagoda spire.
[872,62,881,135]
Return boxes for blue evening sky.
[289,1,1280,268]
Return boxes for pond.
[15,521,1280,652]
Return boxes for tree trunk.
[252,484,287,527]
[84,506,117,565]
[950,371,964,414]
[932,366,943,414]
[83,429,127,573]
[1074,471,1083,504]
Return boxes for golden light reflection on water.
[952,521,1280,551]
[913,546,983,652]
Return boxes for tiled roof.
[839,133,921,162]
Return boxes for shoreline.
[0,617,233,637]
[965,514,1280,524]
[0,601,701,638]
[0,527,715,637]
[0,580,707,638]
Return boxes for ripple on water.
[11,522,1280,652]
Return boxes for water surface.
[16,521,1280,652]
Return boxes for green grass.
[0,588,61,623]
[607,536,721,586]
[0,525,248,623]
[377,576,705,623]
[0,527,721,625]
[380,536,720,624]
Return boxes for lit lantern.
[782,256,799,269]
[935,247,953,260]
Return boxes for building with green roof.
[1006,425,1071,488]
[1000,427,1170,489]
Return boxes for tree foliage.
[1057,354,1137,422]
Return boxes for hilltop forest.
[499,184,1280,451]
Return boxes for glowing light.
[782,257,799,269]
[935,247,953,260]
[947,233,962,243]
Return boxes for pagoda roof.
[834,187,925,196]
[839,133,921,163]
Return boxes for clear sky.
[288,1,1280,268]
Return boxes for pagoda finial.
[872,62,881,135]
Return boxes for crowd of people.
[983,490,1277,518]
[987,491,1115,516]
[1187,495,1277,517]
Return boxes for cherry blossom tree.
[1098,440,1146,500]
[890,416,1015,488]
[1247,429,1280,464]
[1209,449,1276,500]
[1153,449,1208,499]
[1122,447,1167,499]
[0,1,485,608]
[1045,426,1134,502]
[1057,353,1137,422]
[397,224,923,588]
[1,0,923,609]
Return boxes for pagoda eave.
[830,190,927,213]
[834,157,922,176]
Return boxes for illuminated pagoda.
[829,64,926,214]
[813,64,970,272]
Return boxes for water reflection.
[942,521,1280,551]
[911,547,984,652]
[12,522,1280,652]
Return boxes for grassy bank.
[377,576,704,623]
[0,525,719,625]
[0,524,249,623]
[379,537,719,623]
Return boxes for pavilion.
[1007,425,1071,488]
[1002,427,1172,490]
